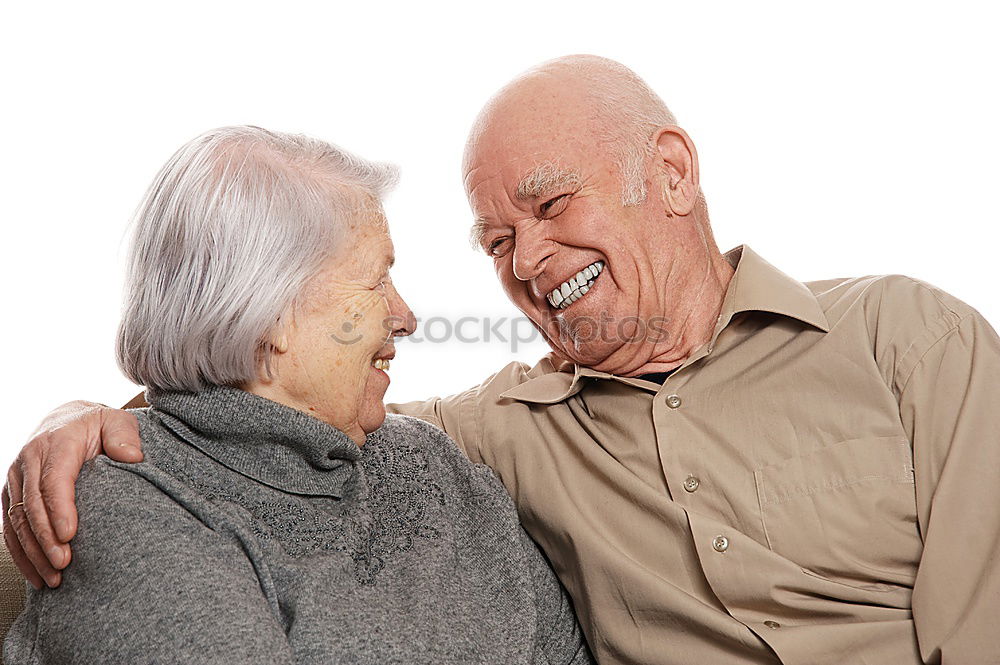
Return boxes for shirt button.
[683,476,701,492]
[666,394,682,409]
[763,620,781,630]
[712,535,729,552]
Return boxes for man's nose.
[512,225,556,282]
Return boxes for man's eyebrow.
[469,219,489,250]
[515,163,582,201]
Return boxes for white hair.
[116,125,398,392]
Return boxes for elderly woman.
[3,127,592,664]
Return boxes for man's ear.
[654,125,700,216]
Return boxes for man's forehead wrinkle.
[515,163,582,201]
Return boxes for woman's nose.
[387,286,417,337]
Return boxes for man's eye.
[539,194,570,217]
[487,236,512,258]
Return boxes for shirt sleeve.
[387,387,485,463]
[896,308,1000,664]
[3,458,295,665]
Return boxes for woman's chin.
[353,367,392,438]
[359,402,388,436]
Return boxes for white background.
[2,1,998,473]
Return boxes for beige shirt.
[390,245,1000,665]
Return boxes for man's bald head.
[463,55,730,377]
[464,55,677,206]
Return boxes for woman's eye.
[539,194,570,217]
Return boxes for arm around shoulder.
[3,399,145,590]
[4,456,294,664]
[387,360,540,465]
[387,388,482,462]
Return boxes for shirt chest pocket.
[754,435,922,590]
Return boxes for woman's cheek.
[360,293,392,341]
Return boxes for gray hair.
[116,125,398,392]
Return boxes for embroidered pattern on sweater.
[353,442,447,585]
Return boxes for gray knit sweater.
[4,386,593,664]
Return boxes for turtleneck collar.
[145,385,362,498]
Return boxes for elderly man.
[6,56,1000,664]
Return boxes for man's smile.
[545,260,605,310]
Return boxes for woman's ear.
[255,326,290,383]
[654,125,700,217]
[272,333,289,354]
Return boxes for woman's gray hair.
[116,125,398,392]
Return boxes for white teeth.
[547,260,607,310]
[372,359,390,371]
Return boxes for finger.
[5,466,61,587]
[3,523,44,590]
[35,454,75,566]
[100,409,143,463]
[16,452,71,571]
[28,439,83,547]
[6,512,61,588]
[4,482,45,588]
[35,408,141,544]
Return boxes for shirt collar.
[146,385,361,498]
[717,244,829,334]
[500,244,828,405]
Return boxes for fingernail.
[54,518,70,539]
[45,573,61,588]
[47,546,66,568]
